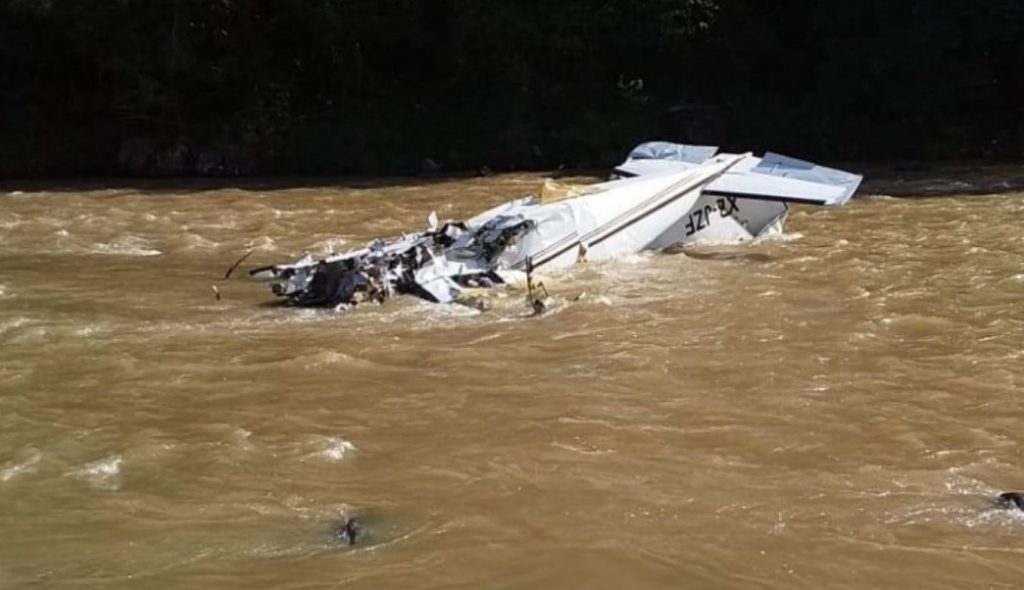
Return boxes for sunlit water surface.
[1,173,1022,589]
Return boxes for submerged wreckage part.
[250,142,863,308]
[249,216,535,307]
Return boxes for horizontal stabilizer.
[703,154,862,206]
[750,153,862,205]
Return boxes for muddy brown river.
[1,172,1022,589]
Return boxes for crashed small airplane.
[249,142,862,308]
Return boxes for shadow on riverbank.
[3,162,1024,198]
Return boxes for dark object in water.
[996,492,1024,511]
[224,249,255,280]
[525,255,549,316]
[335,517,364,546]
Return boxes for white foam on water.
[74,324,108,338]
[0,449,42,483]
[231,428,254,447]
[551,440,615,456]
[378,299,482,327]
[92,245,163,257]
[302,350,352,368]
[308,237,349,255]
[182,233,220,250]
[318,438,357,462]
[0,317,31,336]
[91,236,162,257]
[788,256,819,264]
[301,350,381,370]
[291,435,359,463]
[73,455,123,489]
[879,472,1024,531]
[606,252,655,266]
[245,236,278,251]
[0,218,22,230]
[760,231,804,244]
[961,506,1024,529]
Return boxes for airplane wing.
[616,143,863,206]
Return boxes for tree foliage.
[0,0,1020,176]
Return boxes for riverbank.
[4,161,1024,198]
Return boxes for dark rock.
[996,492,1024,511]
[334,517,365,546]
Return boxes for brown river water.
[1,171,1022,589]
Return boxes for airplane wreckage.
[249,142,863,310]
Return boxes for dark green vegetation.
[2,1,1023,177]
